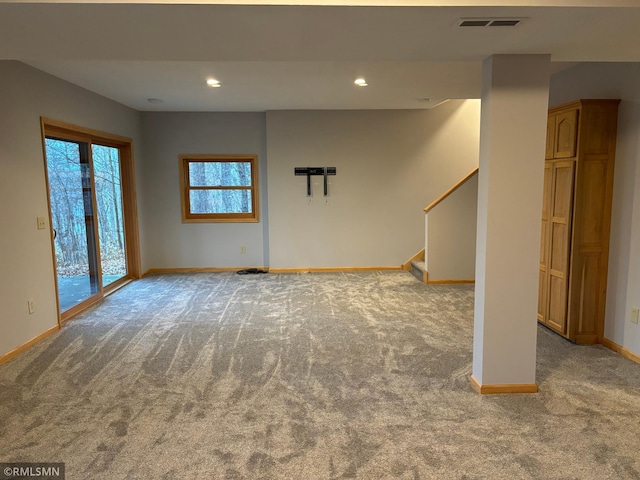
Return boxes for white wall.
[427,174,477,281]
[0,61,143,357]
[140,112,268,269]
[266,100,480,269]
[550,62,640,357]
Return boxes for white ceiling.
[1,1,639,111]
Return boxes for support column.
[471,54,551,394]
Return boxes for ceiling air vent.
[456,18,524,27]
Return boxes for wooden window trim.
[179,154,259,223]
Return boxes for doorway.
[41,119,140,322]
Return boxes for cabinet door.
[545,115,556,160]
[538,162,553,323]
[553,110,578,158]
[546,160,575,334]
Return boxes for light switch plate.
[631,307,639,324]
[37,216,46,230]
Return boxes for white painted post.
[472,54,551,393]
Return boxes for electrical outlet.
[28,299,35,314]
[631,307,639,325]
[37,216,46,230]
[240,246,246,254]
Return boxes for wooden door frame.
[40,118,141,326]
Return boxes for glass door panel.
[93,144,127,287]
[45,137,100,312]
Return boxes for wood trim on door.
[40,117,141,324]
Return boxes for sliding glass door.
[93,144,127,289]
[42,119,140,321]
[45,137,101,312]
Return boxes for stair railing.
[423,167,478,280]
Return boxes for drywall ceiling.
[1,2,639,111]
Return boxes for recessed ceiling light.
[206,78,221,88]
[354,78,368,87]
[147,98,163,104]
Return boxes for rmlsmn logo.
[0,463,65,480]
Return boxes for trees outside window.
[179,155,259,223]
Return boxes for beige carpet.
[1,272,640,479]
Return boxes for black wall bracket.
[294,167,337,196]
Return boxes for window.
[179,155,259,223]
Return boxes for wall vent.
[456,18,524,27]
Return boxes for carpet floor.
[1,272,640,479]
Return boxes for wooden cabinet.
[538,99,619,344]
